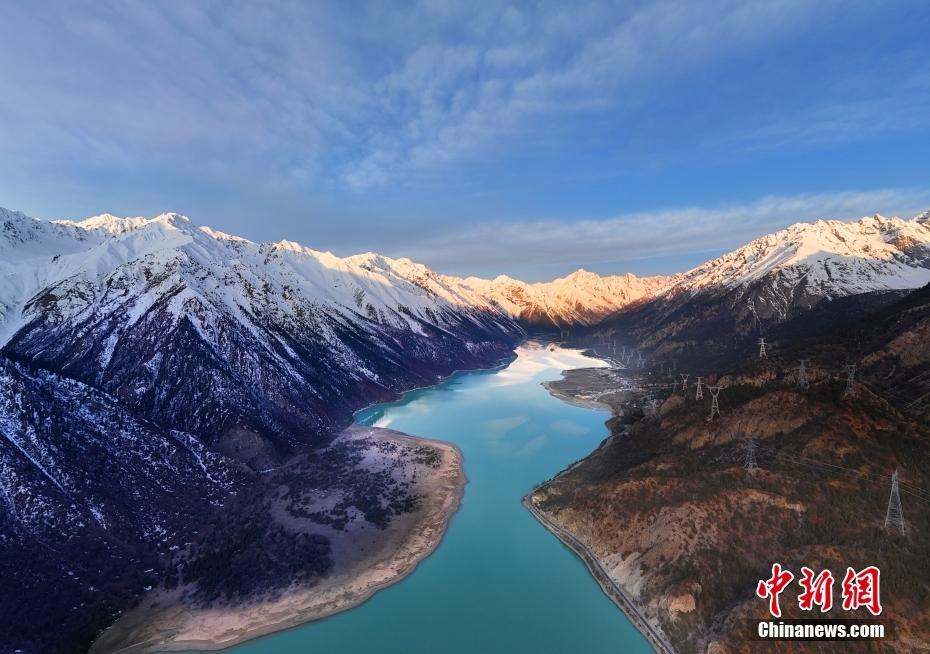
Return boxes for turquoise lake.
[218,344,651,653]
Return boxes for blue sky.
[2,1,930,280]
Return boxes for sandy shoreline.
[90,428,466,654]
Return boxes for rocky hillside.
[534,283,930,653]
[804,282,930,421]
[0,353,246,652]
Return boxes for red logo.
[756,564,882,617]
[841,566,882,616]
[756,563,795,618]
[798,567,834,613]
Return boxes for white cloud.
[338,0,850,188]
[396,187,930,273]
[0,0,922,195]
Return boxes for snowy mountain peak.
[460,268,675,326]
[0,209,528,348]
[6,205,930,340]
[0,206,32,224]
[560,268,597,282]
[669,212,930,300]
[270,238,311,254]
[54,211,193,235]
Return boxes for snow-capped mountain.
[670,213,930,301]
[5,202,930,653]
[460,269,675,327]
[1,208,525,471]
[0,208,513,345]
[596,211,930,360]
[0,207,526,653]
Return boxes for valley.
[6,5,930,653]
[207,344,653,654]
[4,205,930,653]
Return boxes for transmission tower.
[707,386,722,421]
[796,359,810,389]
[758,337,768,359]
[695,376,704,400]
[672,381,679,393]
[646,398,659,419]
[680,373,689,394]
[884,469,906,535]
[843,364,857,398]
[748,298,761,332]
[743,438,759,474]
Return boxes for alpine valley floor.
[118,344,653,654]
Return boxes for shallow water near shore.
[209,343,651,653]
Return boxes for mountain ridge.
[592,210,930,364]
[7,206,930,341]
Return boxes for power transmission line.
[885,469,906,535]
[753,445,930,504]
[743,438,759,475]
[707,386,722,421]
[796,359,809,389]
[844,364,857,398]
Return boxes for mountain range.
[594,212,930,365]
[3,204,930,653]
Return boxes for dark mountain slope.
[0,354,245,653]
[0,210,523,653]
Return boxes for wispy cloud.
[395,187,930,277]
[0,0,918,193]
[338,0,850,188]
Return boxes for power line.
[707,386,722,421]
[796,359,809,389]
[752,444,930,504]
[743,438,758,475]
[885,469,906,535]
[844,364,857,399]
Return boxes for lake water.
[221,344,651,653]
